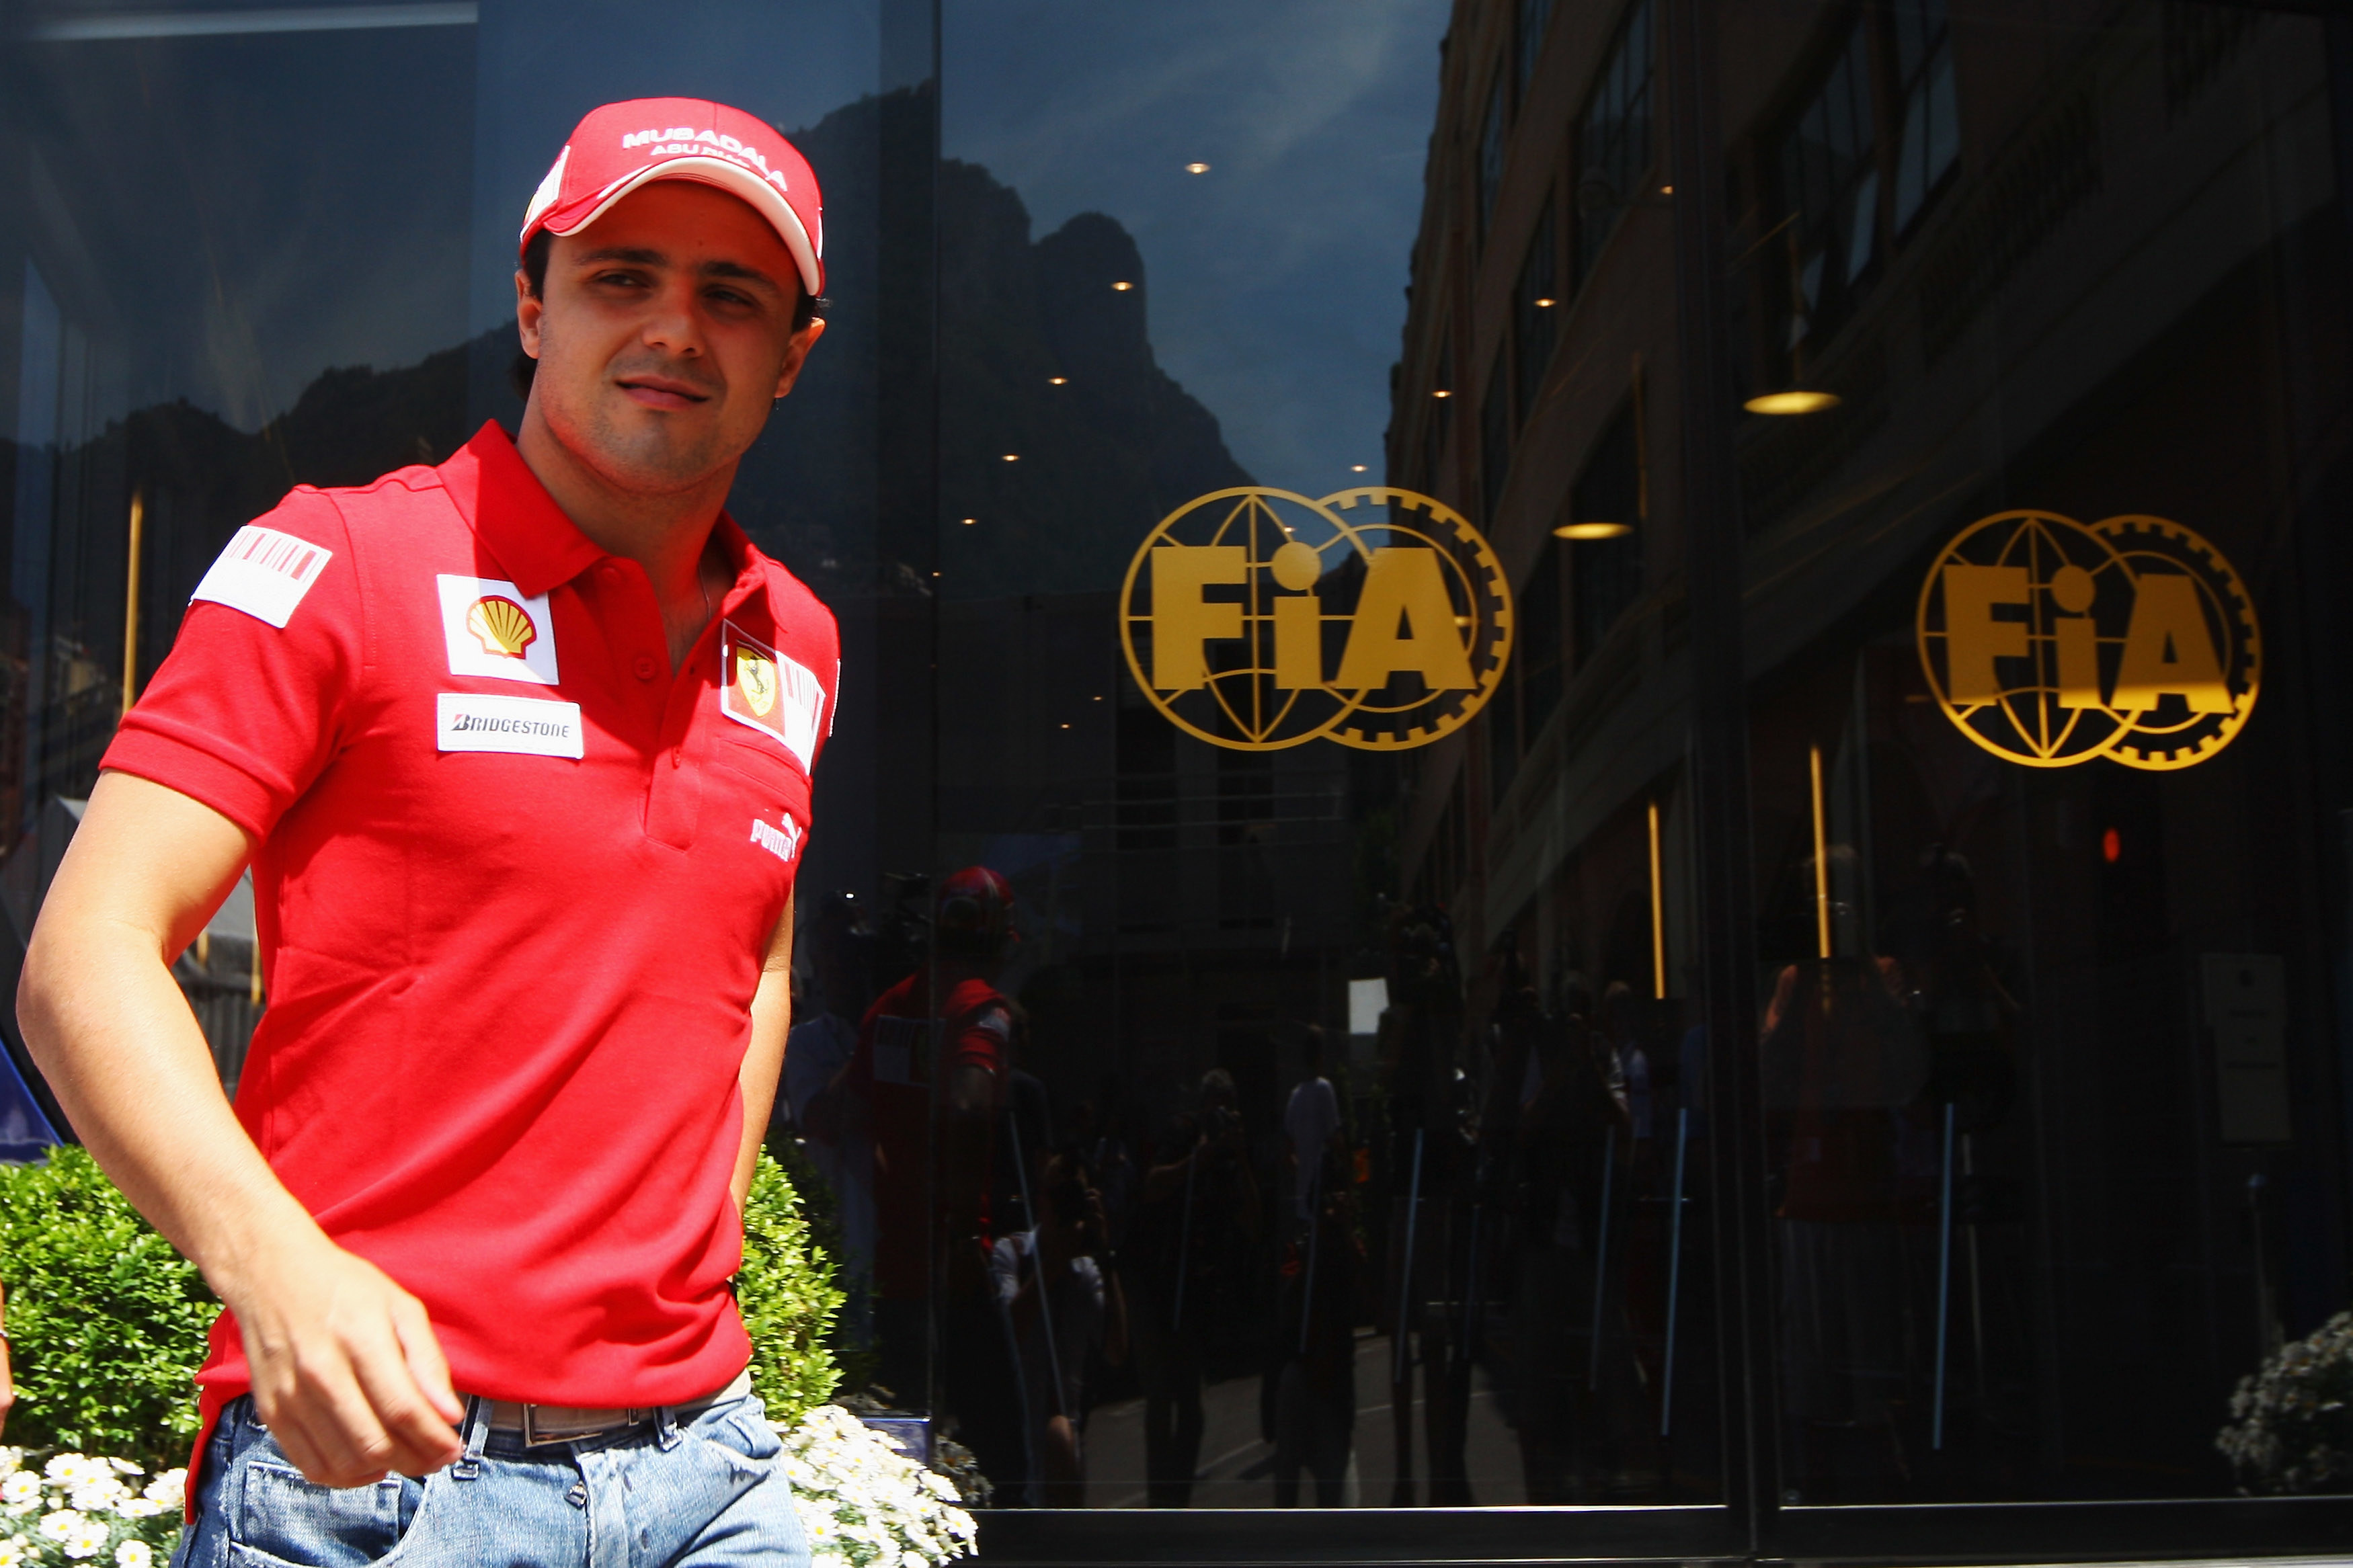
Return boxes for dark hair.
[509,226,824,400]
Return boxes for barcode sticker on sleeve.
[192,525,334,628]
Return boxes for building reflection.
[6,0,2351,1530]
[1386,0,2348,1512]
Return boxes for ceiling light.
[1184,162,1210,174]
[1660,185,1674,195]
[1745,390,1841,415]
[1554,520,1634,540]
[1002,453,1020,462]
[1351,464,1368,472]
[1111,280,1134,291]
[961,518,976,525]
[1534,297,1556,308]
[1060,723,1072,729]
[1432,388,1451,399]
[1048,376,1068,385]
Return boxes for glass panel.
[1723,0,2352,1505]
[0,0,479,1096]
[901,0,1719,1511]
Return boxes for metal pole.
[1659,1106,1689,1437]
[1808,745,1831,959]
[1392,1128,1425,1385]
[120,491,143,718]
[1006,1105,1064,1417]
[1964,1132,1987,1403]
[1933,1100,1956,1450]
[1587,1123,1617,1391]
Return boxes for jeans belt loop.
[452,1395,491,1481]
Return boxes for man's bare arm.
[17,770,461,1486]
[735,893,794,1210]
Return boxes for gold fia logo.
[1121,487,1510,751]
[1916,511,2259,770]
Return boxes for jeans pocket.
[231,1462,415,1568]
[692,1397,783,1468]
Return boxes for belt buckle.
[519,1403,561,1448]
[518,1403,643,1448]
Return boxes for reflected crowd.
[768,870,1730,1508]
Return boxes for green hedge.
[0,1147,215,1469]
[737,1147,845,1423]
[0,1146,842,1464]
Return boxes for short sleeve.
[101,489,362,842]
[952,1002,1011,1075]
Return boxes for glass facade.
[6,0,2353,1560]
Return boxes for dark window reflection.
[1573,0,1655,286]
[1733,0,2350,1506]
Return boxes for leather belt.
[480,1369,754,1448]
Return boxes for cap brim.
[543,157,822,300]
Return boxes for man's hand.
[227,1232,461,1485]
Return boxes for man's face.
[516,180,824,495]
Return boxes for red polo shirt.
[102,422,836,1467]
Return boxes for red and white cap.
[518,97,824,298]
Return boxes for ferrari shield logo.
[737,649,779,716]
[719,618,826,772]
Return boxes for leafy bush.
[0,1147,842,1467]
[2219,1311,2353,1493]
[736,1149,844,1425]
[0,1150,214,1471]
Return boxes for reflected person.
[993,1151,1129,1506]
[1376,903,1475,1505]
[1126,1069,1261,1506]
[842,866,1030,1501]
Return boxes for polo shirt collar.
[711,513,764,610]
[441,422,612,598]
[443,422,768,608]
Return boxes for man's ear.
[771,317,827,401]
[516,269,545,359]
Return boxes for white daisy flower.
[63,1514,110,1558]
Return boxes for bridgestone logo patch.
[436,693,584,758]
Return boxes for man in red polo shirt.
[19,98,834,1567]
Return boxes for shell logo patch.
[438,575,558,685]
[466,595,539,659]
[719,618,824,772]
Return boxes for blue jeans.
[173,1386,811,1568]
